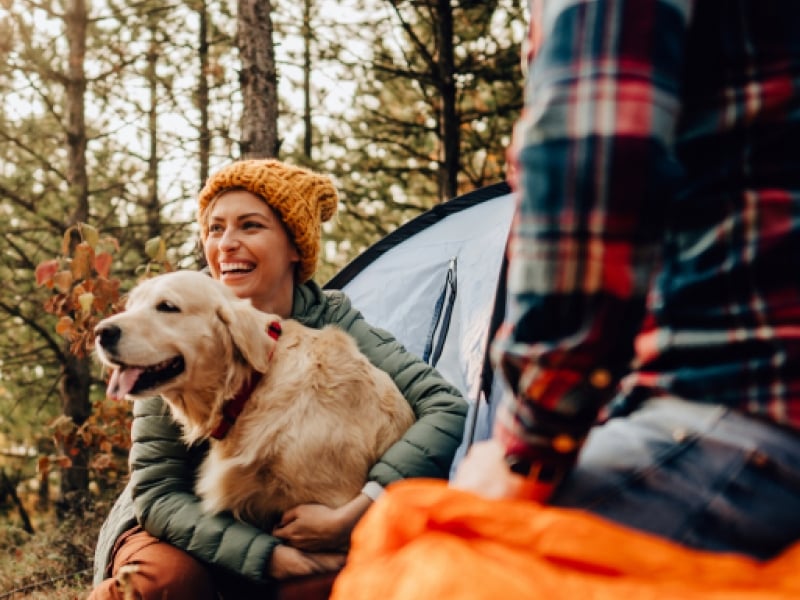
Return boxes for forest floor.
[0,488,118,599]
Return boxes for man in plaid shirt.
[455,0,800,559]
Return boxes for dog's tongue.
[107,367,143,401]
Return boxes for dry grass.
[0,492,117,600]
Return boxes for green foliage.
[0,0,203,476]
[307,0,526,266]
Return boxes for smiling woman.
[88,159,468,600]
[198,160,338,285]
[203,190,301,317]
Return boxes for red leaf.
[35,259,60,286]
[94,251,113,278]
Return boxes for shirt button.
[552,434,577,454]
[589,369,612,389]
[750,450,769,468]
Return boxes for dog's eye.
[156,301,180,313]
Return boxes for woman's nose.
[219,227,241,249]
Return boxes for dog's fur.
[94,270,414,529]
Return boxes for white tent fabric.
[325,183,515,475]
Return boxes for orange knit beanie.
[197,159,339,282]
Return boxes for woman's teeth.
[221,262,254,274]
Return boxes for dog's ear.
[216,298,279,373]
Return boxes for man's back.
[621,1,800,425]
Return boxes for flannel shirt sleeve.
[492,0,692,471]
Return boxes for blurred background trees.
[0,0,526,524]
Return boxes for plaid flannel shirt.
[493,0,800,469]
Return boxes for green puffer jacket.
[92,280,467,585]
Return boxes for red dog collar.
[211,320,281,440]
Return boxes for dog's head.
[94,270,281,440]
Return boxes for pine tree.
[315,0,526,275]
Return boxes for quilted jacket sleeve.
[129,396,280,582]
[324,292,468,484]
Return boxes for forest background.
[0,0,526,595]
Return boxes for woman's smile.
[219,261,256,276]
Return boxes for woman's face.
[203,190,300,315]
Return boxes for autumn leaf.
[49,414,75,433]
[78,292,95,314]
[93,277,121,312]
[35,259,60,287]
[80,223,100,248]
[71,241,94,280]
[61,225,78,256]
[70,339,89,357]
[53,270,73,293]
[91,454,113,471]
[144,236,166,262]
[94,251,113,278]
[55,316,74,335]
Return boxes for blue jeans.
[551,396,800,559]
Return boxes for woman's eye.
[156,301,180,313]
[208,224,223,234]
[243,221,264,230]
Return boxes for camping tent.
[325,182,515,473]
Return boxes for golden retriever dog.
[94,270,414,529]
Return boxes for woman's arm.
[329,294,469,485]
[128,396,290,581]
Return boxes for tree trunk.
[59,352,91,504]
[237,0,278,158]
[437,0,458,202]
[146,22,161,240]
[65,0,89,224]
[198,0,210,185]
[302,0,312,159]
[61,0,92,507]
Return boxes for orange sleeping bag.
[331,479,800,600]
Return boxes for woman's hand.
[266,544,346,579]
[451,439,556,503]
[273,493,373,552]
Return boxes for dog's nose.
[95,323,121,350]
